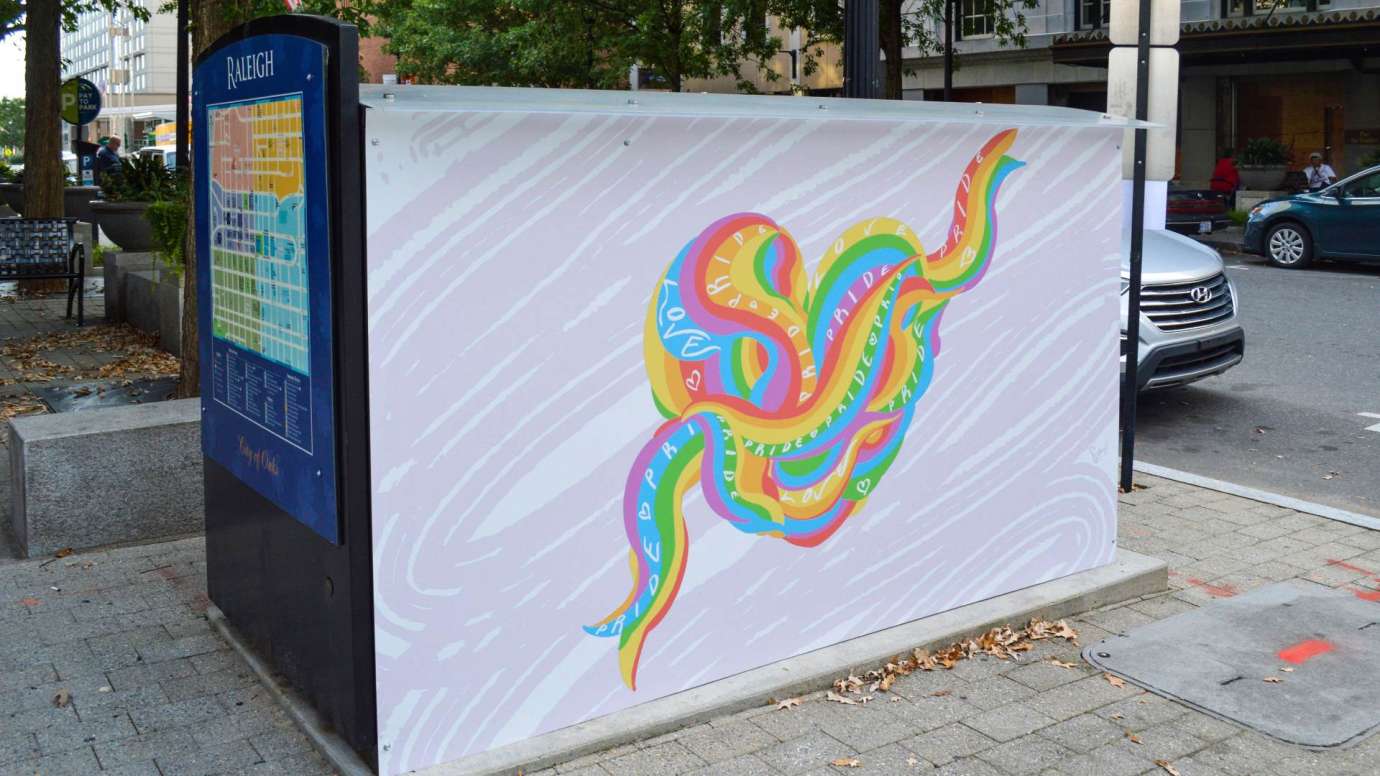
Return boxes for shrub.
[145,193,188,273]
[101,153,178,202]
[1239,137,1290,167]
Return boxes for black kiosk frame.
[195,16,376,764]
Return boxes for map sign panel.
[195,34,338,542]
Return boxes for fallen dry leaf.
[54,547,73,558]
[1109,713,1124,721]
[1047,658,1078,669]
[774,697,802,711]
[825,690,857,705]
[1280,667,1294,673]
[831,758,861,768]
[1263,676,1283,684]
[52,689,70,708]
[1126,732,1142,744]
[1154,759,1182,776]
[930,689,952,697]
[1104,673,1126,688]
[878,673,895,692]
[906,755,919,766]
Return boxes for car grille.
[1151,341,1243,384]
[1141,273,1234,331]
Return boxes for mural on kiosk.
[586,131,1024,689]
[364,104,1121,775]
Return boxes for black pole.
[1119,0,1152,493]
[843,0,881,98]
[944,0,954,100]
[176,0,189,171]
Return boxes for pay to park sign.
[193,33,340,542]
[60,78,100,126]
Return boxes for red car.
[1166,190,1231,234]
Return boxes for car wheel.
[1265,222,1312,268]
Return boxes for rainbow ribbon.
[585,129,1025,689]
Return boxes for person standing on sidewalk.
[93,136,123,187]
[1304,152,1336,191]
[1210,148,1240,209]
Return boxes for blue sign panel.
[194,33,339,542]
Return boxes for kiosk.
[198,16,1132,776]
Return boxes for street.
[1135,248,1380,517]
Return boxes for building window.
[1079,0,1111,29]
[960,0,995,38]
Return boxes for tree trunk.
[178,0,249,398]
[22,0,66,294]
[879,0,904,100]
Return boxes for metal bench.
[0,218,86,326]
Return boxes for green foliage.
[1,0,151,41]
[0,159,15,183]
[377,0,784,92]
[0,97,22,154]
[145,191,189,272]
[1240,137,1290,167]
[100,153,177,202]
[1228,210,1248,227]
[771,0,1040,81]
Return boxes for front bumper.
[1242,219,1268,255]
[1123,328,1245,390]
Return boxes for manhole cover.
[1084,580,1380,748]
[33,377,177,413]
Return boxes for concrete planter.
[1238,165,1286,191]
[124,268,183,355]
[0,182,22,214]
[91,200,155,251]
[8,399,203,557]
[102,251,158,323]
[63,186,102,224]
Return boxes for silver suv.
[1122,229,1245,391]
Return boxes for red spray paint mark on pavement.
[1326,559,1376,576]
[1278,639,1336,664]
[1186,578,1238,598]
[1352,587,1380,603]
[18,597,40,607]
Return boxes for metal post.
[176,0,189,171]
[944,0,954,100]
[843,0,881,98]
[1119,0,1152,493]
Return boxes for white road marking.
[1359,412,1380,432]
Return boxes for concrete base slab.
[380,549,1161,776]
[1085,580,1380,749]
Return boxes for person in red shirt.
[1210,148,1240,209]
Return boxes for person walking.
[1209,148,1240,208]
[1304,152,1336,191]
[93,136,123,186]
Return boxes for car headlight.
[1249,205,1263,217]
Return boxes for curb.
[206,605,374,776]
[421,549,1166,776]
[1133,461,1380,532]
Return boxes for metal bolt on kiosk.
[197,16,1144,776]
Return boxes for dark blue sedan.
[1243,164,1380,268]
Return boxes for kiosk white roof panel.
[360,84,1145,129]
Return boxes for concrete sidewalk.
[539,475,1380,776]
[2,473,1379,776]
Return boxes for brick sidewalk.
[0,538,333,775]
[539,474,1380,776]
[3,475,1379,776]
